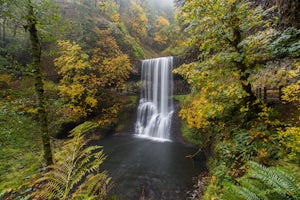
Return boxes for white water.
[135,57,174,141]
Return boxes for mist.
[147,0,174,8]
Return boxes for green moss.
[115,95,138,133]
[0,78,57,196]
[173,94,189,103]
[173,94,203,146]
[0,101,43,195]
[181,120,203,146]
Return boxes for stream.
[97,133,206,200]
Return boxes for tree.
[55,32,132,124]
[54,40,98,117]
[0,0,29,71]
[58,0,99,49]
[154,16,171,49]
[122,1,148,40]
[26,0,53,166]
[91,27,132,89]
[174,0,277,129]
[90,27,132,126]
[278,59,300,163]
[1,0,64,167]
[97,0,120,23]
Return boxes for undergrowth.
[0,100,43,198]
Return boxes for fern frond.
[45,166,69,183]
[69,148,106,191]
[69,121,98,137]
[74,145,103,164]
[231,184,261,200]
[222,161,300,200]
[32,121,111,200]
[73,172,112,200]
[46,181,65,198]
[73,146,103,171]
[239,178,268,199]
[247,161,299,197]
[33,180,64,199]
[88,173,112,196]
[246,161,300,199]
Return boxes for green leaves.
[32,121,112,200]
[223,161,300,200]
[269,27,300,57]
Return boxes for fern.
[31,122,112,200]
[246,161,299,199]
[230,184,261,200]
[222,161,300,200]
[239,178,264,195]
[73,173,113,200]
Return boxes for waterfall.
[135,56,174,141]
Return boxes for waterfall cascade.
[135,56,174,141]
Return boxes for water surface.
[97,133,206,200]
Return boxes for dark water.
[97,133,206,200]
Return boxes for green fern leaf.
[246,161,299,199]
[247,161,299,198]
[233,184,261,200]
[31,121,111,200]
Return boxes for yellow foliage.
[55,37,132,119]
[179,95,210,129]
[25,107,39,115]
[202,175,219,200]
[278,126,300,161]
[94,28,121,58]
[154,15,172,46]
[55,40,98,117]
[176,62,245,129]
[97,0,120,23]
[85,96,98,108]
[154,33,169,44]
[155,16,170,30]
[282,80,300,105]
[123,1,148,39]
[282,60,300,108]
[100,55,132,87]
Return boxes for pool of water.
[96,132,206,200]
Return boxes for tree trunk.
[240,69,257,105]
[26,0,53,166]
[1,18,6,51]
[229,6,257,107]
